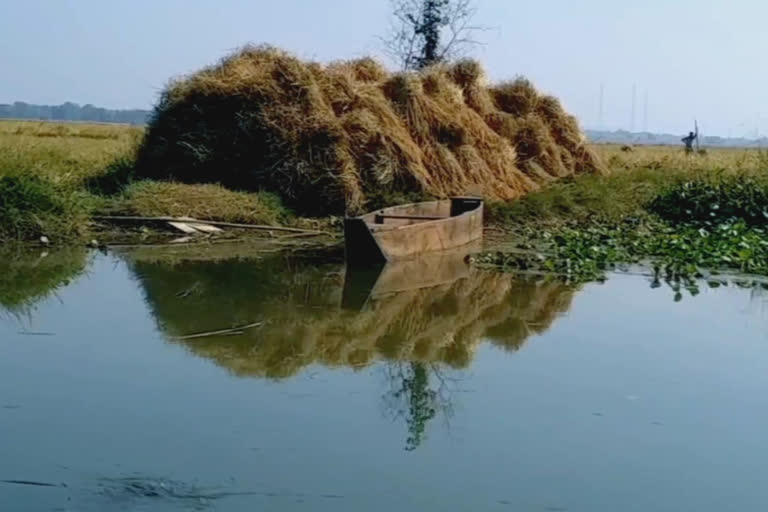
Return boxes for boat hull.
[344,197,483,266]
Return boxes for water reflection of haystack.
[130,252,577,379]
[349,271,567,367]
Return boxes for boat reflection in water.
[341,243,477,312]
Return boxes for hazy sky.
[2,0,766,136]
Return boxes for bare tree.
[382,0,485,71]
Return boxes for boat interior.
[362,197,482,230]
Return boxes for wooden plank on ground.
[188,223,224,233]
[168,222,200,234]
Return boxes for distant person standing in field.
[682,131,697,153]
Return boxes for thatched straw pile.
[136,45,605,215]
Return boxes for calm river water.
[1,247,767,511]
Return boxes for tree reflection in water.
[382,362,439,451]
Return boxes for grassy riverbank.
[3,120,768,287]
[483,154,768,287]
[0,121,135,241]
[0,120,295,243]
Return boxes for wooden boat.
[344,197,483,265]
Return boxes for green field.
[0,120,291,242]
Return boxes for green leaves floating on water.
[478,218,768,284]
[482,173,768,286]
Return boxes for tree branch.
[381,0,487,70]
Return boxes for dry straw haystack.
[136,45,605,215]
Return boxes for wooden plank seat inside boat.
[373,213,446,223]
[365,199,455,230]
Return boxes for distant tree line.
[0,101,150,125]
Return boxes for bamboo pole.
[172,321,264,341]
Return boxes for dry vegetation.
[111,181,289,225]
[0,120,140,186]
[596,144,768,175]
[0,120,143,142]
[135,45,604,215]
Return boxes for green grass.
[487,152,768,227]
[487,167,677,226]
[483,164,768,285]
[0,120,295,243]
[0,152,97,242]
[0,174,83,241]
[0,120,138,242]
